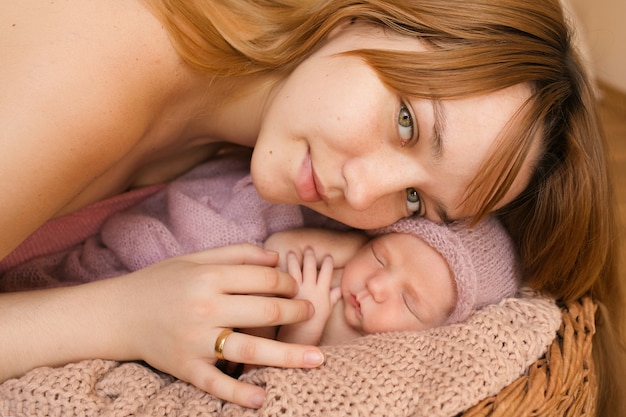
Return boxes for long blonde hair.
[144,0,625,414]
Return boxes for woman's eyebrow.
[431,100,446,161]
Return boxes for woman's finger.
[216,294,313,328]
[181,243,279,267]
[215,331,325,369]
[187,262,300,297]
[185,361,267,409]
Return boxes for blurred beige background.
[569,0,626,92]
[568,0,626,288]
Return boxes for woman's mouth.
[295,151,323,202]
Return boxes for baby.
[255,216,520,346]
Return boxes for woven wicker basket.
[461,297,597,416]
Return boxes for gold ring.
[214,329,234,360]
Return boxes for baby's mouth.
[349,294,362,318]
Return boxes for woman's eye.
[398,104,414,146]
[405,187,422,215]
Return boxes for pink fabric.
[371,217,519,324]
[98,156,303,272]
[0,184,165,274]
[0,154,309,290]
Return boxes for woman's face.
[252,23,536,228]
[339,232,455,334]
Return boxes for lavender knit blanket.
[0,153,316,290]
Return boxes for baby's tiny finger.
[286,251,303,282]
[302,248,318,282]
[330,286,342,305]
[318,256,334,287]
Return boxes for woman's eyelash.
[398,103,416,147]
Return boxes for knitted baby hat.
[370,216,519,324]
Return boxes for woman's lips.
[295,152,322,202]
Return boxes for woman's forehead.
[409,83,536,222]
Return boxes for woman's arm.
[264,228,369,271]
[1,2,326,409]
[0,244,325,409]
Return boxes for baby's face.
[340,233,455,334]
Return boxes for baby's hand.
[277,249,340,345]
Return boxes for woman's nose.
[344,179,377,211]
[343,159,402,211]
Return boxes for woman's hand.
[0,243,324,409]
[114,243,325,408]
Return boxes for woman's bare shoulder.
[1,0,179,95]
[0,0,185,258]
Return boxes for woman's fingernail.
[304,350,325,366]
[250,392,265,408]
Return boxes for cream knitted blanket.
[0,292,560,417]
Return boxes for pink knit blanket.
[0,154,327,290]
[0,292,561,416]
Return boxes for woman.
[1,0,623,413]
